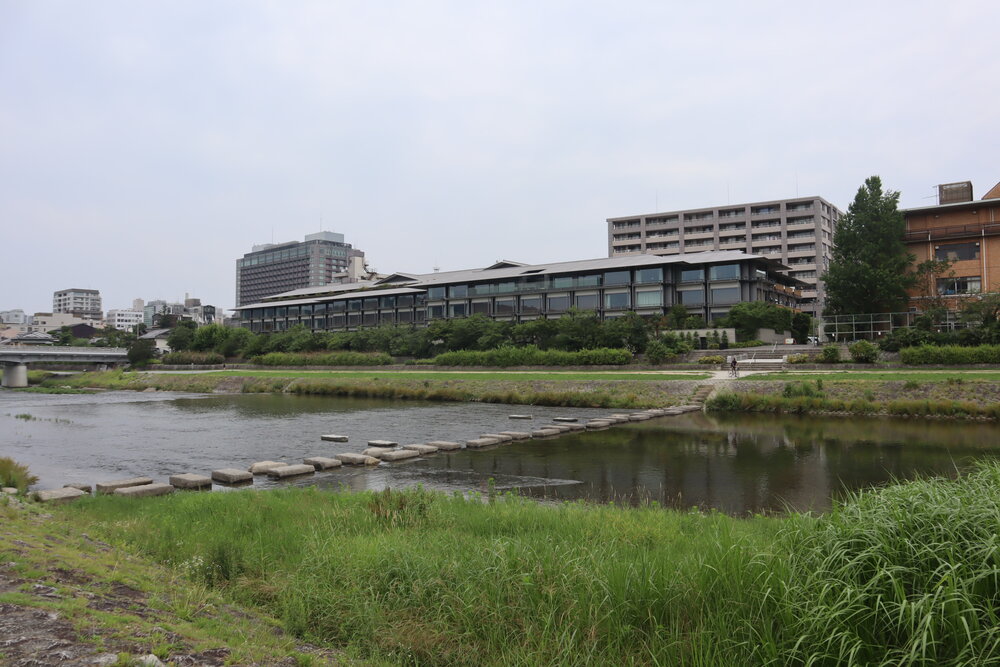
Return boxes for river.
[4,390,999,515]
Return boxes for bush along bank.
[61,462,1000,665]
[706,386,1000,420]
[431,346,632,367]
[900,343,1000,365]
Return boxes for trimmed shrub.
[848,340,878,363]
[251,351,393,366]
[697,355,726,365]
[432,346,632,367]
[162,351,226,365]
[644,340,677,365]
[819,345,841,363]
[900,344,1000,365]
[787,353,812,364]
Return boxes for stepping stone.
[403,444,439,454]
[114,483,174,498]
[427,440,462,450]
[334,453,380,466]
[662,409,684,416]
[363,447,393,457]
[481,433,513,442]
[212,468,253,484]
[539,424,571,433]
[508,414,533,420]
[497,431,531,440]
[304,456,342,470]
[553,417,578,423]
[531,428,562,438]
[267,464,315,479]
[645,409,666,417]
[248,461,287,475]
[96,477,154,495]
[34,487,87,504]
[563,423,585,431]
[63,483,92,493]
[628,414,652,422]
[375,449,421,462]
[321,434,349,442]
[586,420,611,429]
[367,440,398,448]
[467,437,500,448]
[169,473,212,490]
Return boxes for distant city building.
[607,196,842,315]
[53,288,103,321]
[106,309,145,331]
[132,298,145,312]
[0,309,26,325]
[235,231,365,307]
[142,298,216,328]
[235,251,806,333]
[143,300,168,328]
[903,179,1000,308]
[27,312,89,332]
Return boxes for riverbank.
[39,369,708,409]
[7,463,999,665]
[708,377,1000,419]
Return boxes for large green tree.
[822,176,915,315]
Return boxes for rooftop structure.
[607,196,843,315]
[236,251,806,333]
[235,231,366,307]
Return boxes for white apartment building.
[0,309,27,325]
[607,196,842,314]
[52,288,103,321]
[106,309,145,331]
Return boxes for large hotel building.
[235,231,365,307]
[607,196,842,315]
[236,251,805,333]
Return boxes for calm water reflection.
[3,390,999,515]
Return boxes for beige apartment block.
[607,196,842,314]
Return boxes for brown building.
[903,181,1000,309]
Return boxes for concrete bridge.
[0,346,129,388]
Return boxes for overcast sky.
[2,1,997,316]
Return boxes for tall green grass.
[0,457,38,492]
[64,464,1000,665]
[432,345,632,367]
[706,390,1000,420]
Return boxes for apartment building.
[52,288,102,321]
[235,231,365,307]
[607,196,842,315]
[235,251,805,333]
[903,180,1000,307]
[105,309,145,331]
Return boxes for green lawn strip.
[0,499,341,665]
[59,468,1000,666]
[168,369,710,381]
[746,370,1000,382]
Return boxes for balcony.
[903,221,1000,242]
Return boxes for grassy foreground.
[42,464,1000,666]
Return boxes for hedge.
[161,351,226,365]
[432,345,632,367]
[250,351,393,366]
[900,344,1000,365]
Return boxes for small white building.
[106,309,144,331]
[0,309,27,325]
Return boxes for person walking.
[729,356,738,378]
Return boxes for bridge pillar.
[2,363,28,388]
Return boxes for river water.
[3,390,999,515]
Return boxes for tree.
[166,321,196,351]
[127,339,156,366]
[721,302,792,341]
[822,176,915,315]
[790,312,811,344]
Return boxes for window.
[428,305,445,319]
[547,295,570,312]
[635,290,663,307]
[398,311,412,323]
[551,276,574,289]
[379,296,397,308]
[331,301,346,313]
[577,274,601,287]
[347,313,361,327]
[449,303,467,317]
[495,298,515,314]
[521,296,541,314]
[709,264,740,281]
[680,268,704,283]
[379,313,394,324]
[427,287,446,300]
[604,292,630,310]
[363,298,378,310]
[678,289,705,306]
[937,276,981,295]
[348,300,362,311]
[935,243,980,262]
[575,293,599,310]
[711,286,740,304]
[471,301,490,314]
[363,313,377,326]
[604,270,631,286]
[331,315,346,328]
[635,267,663,284]
[397,295,414,307]
[449,285,468,298]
